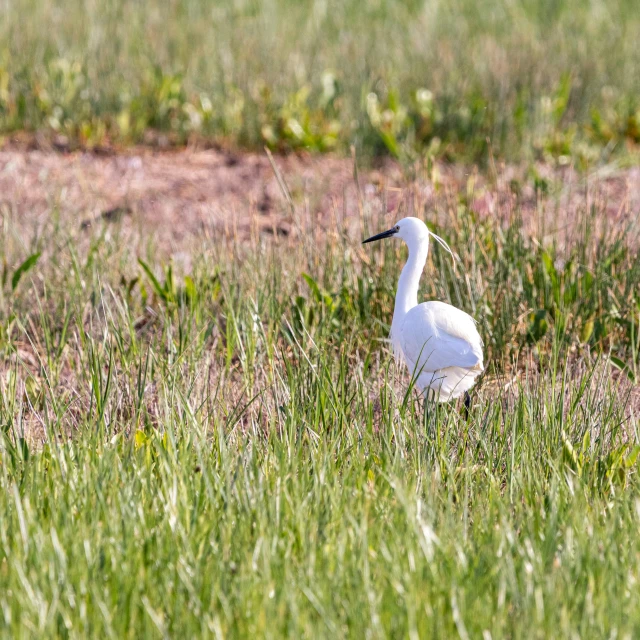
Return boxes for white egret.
[363,217,483,402]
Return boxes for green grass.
[0,179,639,637]
[1,0,640,162]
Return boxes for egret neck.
[390,233,429,343]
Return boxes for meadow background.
[1,0,640,162]
[1,0,640,637]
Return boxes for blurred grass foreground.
[1,0,639,162]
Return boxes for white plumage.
[363,217,483,402]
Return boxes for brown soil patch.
[0,145,398,249]
[1,144,638,255]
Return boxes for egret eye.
[395,225,400,231]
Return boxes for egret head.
[362,217,426,245]
[363,216,456,264]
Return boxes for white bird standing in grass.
[363,217,483,402]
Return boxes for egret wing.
[398,301,483,373]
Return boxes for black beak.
[362,228,397,244]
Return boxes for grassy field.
[1,0,640,161]
[1,0,640,636]
[0,165,639,636]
